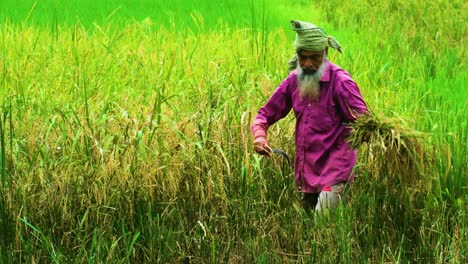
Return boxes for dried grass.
[347,113,433,191]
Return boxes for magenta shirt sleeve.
[251,75,294,134]
[335,79,369,122]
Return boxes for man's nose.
[303,59,315,68]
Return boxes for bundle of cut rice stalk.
[347,113,432,191]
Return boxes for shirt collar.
[320,60,331,82]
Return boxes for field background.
[0,0,466,263]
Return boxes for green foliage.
[0,0,466,263]
[0,0,318,33]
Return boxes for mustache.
[301,68,317,75]
[298,62,326,80]
[298,69,320,81]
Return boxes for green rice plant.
[346,113,441,259]
[19,217,62,263]
[0,0,314,33]
[0,0,465,262]
[0,99,7,188]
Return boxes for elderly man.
[251,20,369,213]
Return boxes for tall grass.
[0,0,466,263]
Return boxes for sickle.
[272,148,291,165]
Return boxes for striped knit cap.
[288,20,342,72]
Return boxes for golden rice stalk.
[347,113,432,189]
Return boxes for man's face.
[297,49,327,75]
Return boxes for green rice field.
[0,0,466,263]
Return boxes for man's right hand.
[253,137,272,156]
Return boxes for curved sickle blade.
[272,148,291,165]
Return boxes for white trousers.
[315,182,346,212]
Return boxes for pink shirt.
[251,60,368,193]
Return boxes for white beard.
[297,61,327,100]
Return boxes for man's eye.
[299,55,319,61]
